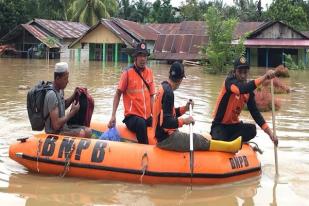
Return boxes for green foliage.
[68,0,118,26]
[116,0,136,21]
[179,0,203,21]
[234,0,263,21]
[129,0,151,23]
[202,6,246,74]
[284,53,309,70]
[0,0,35,38]
[44,37,59,48]
[149,0,177,23]
[266,0,309,31]
[37,0,70,20]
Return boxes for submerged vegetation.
[284,53,309,70]
[202,6,247,74]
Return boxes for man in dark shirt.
[211,56,278,145]
[153,62,241,153]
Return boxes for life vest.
[212,75,268,130]
[152,83,186,142]
[121,65,154,119]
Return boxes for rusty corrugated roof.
[153,34,208,60]
[233,22,265,39]
[148,23,180,34]
[21,24,61,48]
[152,21,267,60]
[32,18,89,39]
[178,21,206,35]
[113,18,159,41]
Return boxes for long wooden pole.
[271,79,279,176]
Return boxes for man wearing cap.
[108,41,155,144]
[43,62,92,138]
[210,56,278,145]
[153,62,241,153]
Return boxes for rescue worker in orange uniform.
[211,56,278,145]
[153,62,241,153]
[108,42,155,144]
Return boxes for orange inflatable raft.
[9,132,261,185]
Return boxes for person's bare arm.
[108,89,122,128]
[50,101,79,130]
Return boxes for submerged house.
[236,21,309,67]
[151,21,208,62]
[153,21,309,67]
[0,19,89,59]
[69,18,158,62]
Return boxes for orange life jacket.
[120,66,155,119]
[152,83,186,141]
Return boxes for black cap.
[132,41,150,57]
[234,56,249,70]
[169,62,186,81]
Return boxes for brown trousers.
[156,130,210,152]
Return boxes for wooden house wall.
[255,23,303,39]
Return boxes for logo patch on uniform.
[240,57,246,64]
[141,44,146,49]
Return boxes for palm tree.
[69,0,118,26]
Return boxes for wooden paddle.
[271,79,279,176]
[189,102,194,189]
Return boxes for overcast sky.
[148,0,274,10]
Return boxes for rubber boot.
[209,137,242,153]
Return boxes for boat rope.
[36,139,42,173]
[248,142,263,154]
[60,140,76,178]
[140,152,148,184]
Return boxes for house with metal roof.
[69,18,159,62]
[153,21,309,67]
[233,21,309,67]
[0,18,89,59]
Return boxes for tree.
[68,0,118,26]
[129,0,151,23]
[37,0,70,20]
[202,6,246,74]
[149,0,177,23]
[0,0,34,38]
[180,0,202,21]
[116,0,135,20]
[266,0,309,31]
[233,0,263,21]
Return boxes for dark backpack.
[27,81,55,131]
[67,87,94,127]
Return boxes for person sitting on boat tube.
[210,56,278,145]
[108,41,155,144]
[43,62,92,138]
[153,62,241,153]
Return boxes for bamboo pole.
[271,79,279,176]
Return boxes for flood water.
[0,58,309,205]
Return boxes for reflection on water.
[0,58,309,205]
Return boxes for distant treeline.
[1,0,309,38]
